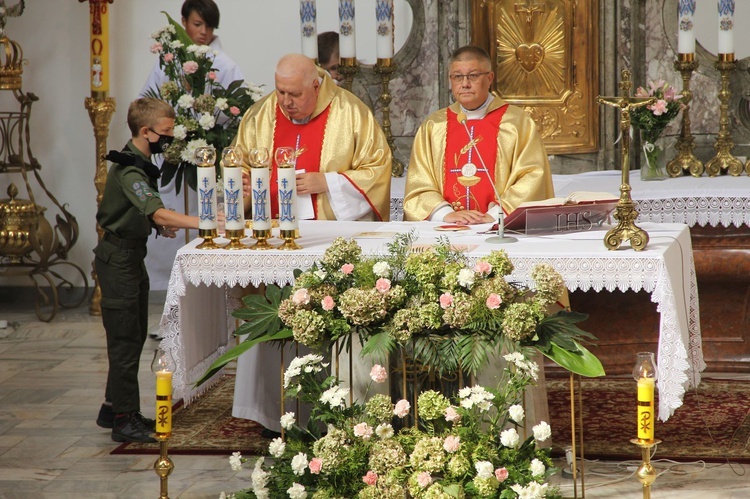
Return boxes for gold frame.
[471,0,599,154]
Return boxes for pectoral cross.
[596,70,654,252]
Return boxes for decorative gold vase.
[0,183,42,263]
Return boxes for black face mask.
[148,129,174,155]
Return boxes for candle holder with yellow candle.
[221,146,249,250]
[195,146,222,250]
[248,147,273,250]
[151,348,175,499]
[630,351,661,499]
[275,146,302,250]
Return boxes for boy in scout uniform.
[94,98,200,443]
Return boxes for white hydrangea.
[268,437,285,458]
[176,94,195,109]
[173,124,187,141]
[533,421,552,442]
[228,451,243,471]
[287,483,307,499]
[291,452,309,476]
[280,412,296,430]
[474,460,494,479]
[500,428,520,448]
[508,404,525,424]
[373,261,391,278]
[530,458,546,477]
[199,112,216,130]
[457,268,475,287]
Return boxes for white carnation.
[280,412,296,430]
[290,452,309,476]
[246,83,265,101]
[474,460,493,479]
[500,428,520,448]
[508,404,525,424]
[228,451,243,471]
[268,437,285,458]
[173,124,187,141]
[319,385,349,409]
[533,421,552,442]
[287,483,307,499]
[168,39,183,50]
[181,138,209,164]
[372,261,391,278]
[251,458,269,496]
[530,458,546,477]
[176,94,195,109]
[199,112,216,130]
[215,97,229,110]
[314,270,326,280]
[510,482,548,499]
[457,268,475,287]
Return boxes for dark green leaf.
[538,340,605,377]
[360,332,396,364]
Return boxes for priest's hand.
[444,210,494,225]
[296,172,328,195]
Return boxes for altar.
[159,220,703,423]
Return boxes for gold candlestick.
[338,57,359,92]
[706,53,743,176]
[375,58,405,177]
[667,53,703,177]
[278,229,302,251]
[195,227,221,249]
[596,70,654,251]
[630,438,661,499]
[250,228,272,250]
[224,229,247,250]
[154,436,174,499]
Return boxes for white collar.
[460,94,494,121]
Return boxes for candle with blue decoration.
[718,0,735,55]
[195,146,221,249]
[300,0,318,60]
[375,0,394,59]
[678,0,696,54]
[275,146,298,233]
[339,0,356,59]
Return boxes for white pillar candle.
[277,166,298,231]
[718,0,735,55]
[375,0,394,59]
[197,165,218,230]
[678,0,696,54]
[339,0,356,58]
[250,166,272,231]
[300,0,318,60]
[222,165,245,231]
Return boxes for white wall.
[2,0,411,288]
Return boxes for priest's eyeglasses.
[449,72,490,83]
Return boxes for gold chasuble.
[404,96,554,221]
[236,69,392,221]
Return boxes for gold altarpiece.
[471,0,599,154]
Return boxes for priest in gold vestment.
[404,46,553,225]
[237,54,391,222]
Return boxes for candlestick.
[339,0,356,58]
[718,0,735,55]
[375,0,394,59]
[248,147,273,250]
[633,352,657,443]
[195,146,222,249]
[338,57,360,92]
[221,146,248,250]
[300,0,318,61]
[706,53,743,176]
[667,53,703,177]
[84,0,113,98]
[630,438,661,499]
[677,0,696,54]
[151,348,175,499]
[375,59,405,177]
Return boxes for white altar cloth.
[159,220,704,422]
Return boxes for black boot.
[96,403,114,429]
[112,412,157,443]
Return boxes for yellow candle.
[86,0,112,95]
[637,377,655,441]
[155,370,173,436]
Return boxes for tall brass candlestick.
[667,53,703,177]
[338,57,359,92]
[374,58,405,177]
[706,54,743,176]
[596,71,654,251]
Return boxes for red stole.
[270,105,331,219]
[443,105,508,212]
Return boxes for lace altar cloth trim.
[636,197,750,227]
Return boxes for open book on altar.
[504,191,619,233]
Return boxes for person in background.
[94,98,200,443]
[317,31,341,84]
[404,45,553,225]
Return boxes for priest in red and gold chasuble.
[236,55,391,222]
[405,46,553,225]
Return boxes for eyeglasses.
[449,72,490,83]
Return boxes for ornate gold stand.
[85,96,115,315]
[278,229,302,251]
[224,228,248,250]
[706,54,742,177]
[596,71,653,251]
[196,228,221,250]
[375,58,405,177]
[630,438,661,499]
[153,435,174,499]
[338,57,359,92]
[667,53,703,177]
[249,228,273,250]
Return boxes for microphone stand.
[456,112,516,244]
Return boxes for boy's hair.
[127,98,176,136]
[449,45,492,66]
[317,31,339,66]
[182,0,220,29]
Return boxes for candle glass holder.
[706,53,743,176]
[195,146,222,249]
[667,53,703,177]
[248,147,273,250]
[221,146,249,250]
[633,352,657,444]
[375,58,405,177]
[338,57,360,92]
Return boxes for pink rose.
[495,467,509,482]
[229,106,240,116]
[445,406,461,423]
[182,61,199,74]
[208,71,217,81]
[150,42,163,54]
[353,422,373,439]
[439,292,454,309]
[394,399,411,418]
[362,470,378,486]
[309,457,322,474]
[486,293,502,310]
[417,471,432,488]
[163,52,174,63]
[292,288,311,306]
[370,364,388,383]
[341,263,354,274]
[321,295,335,311]
[375,278,391,294]
[443,435,460,453]
[474,261,492,275]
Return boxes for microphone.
[455,111,516,244]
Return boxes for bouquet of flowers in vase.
[224,352,562,499]
[631,79,682,179]
[146,13,264,192]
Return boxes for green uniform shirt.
[96,141,165,240]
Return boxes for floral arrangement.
[146,13,264,192]
[631,79,682,145]
[224,352,562,499]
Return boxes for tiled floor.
[0,290,749,498]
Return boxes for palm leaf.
[360,331,396,365]
[456,334,493,376]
